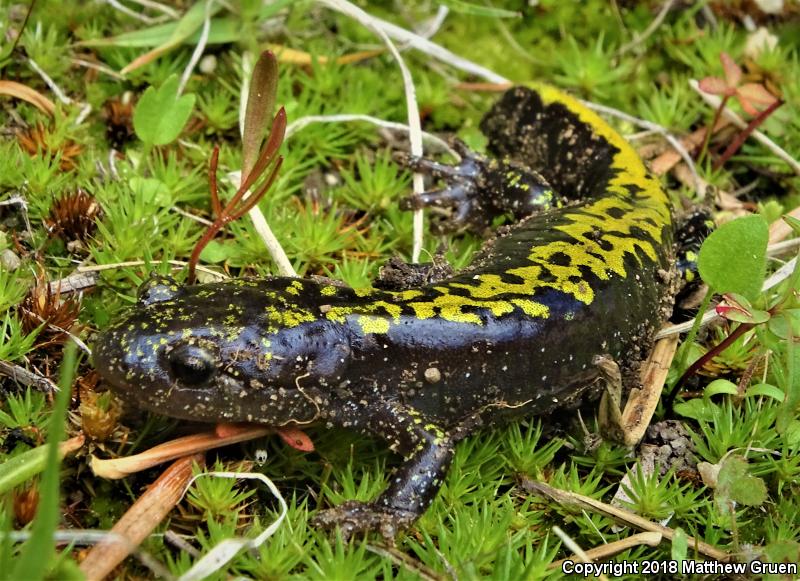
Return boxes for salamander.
[93,85,675,539]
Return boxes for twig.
[365,544,442,581]
[74,103,93,125]
[414,5,449,40]
[689,79,800,175]
[549,532,663,570]
[72,57,125,81]
[104,0,159,24]
[170,205,214,227]
[0,360,59,392]
[521,478,730,562]
[366,11,508,83]
[127,0,179,18]
[768,237,800,257]
[713,99,783,170]
[20,309,92,356]
[318,0,427,263]
[76,259,228,280]
[177,0,213,96]
[552,526,609,581]
[27,57,71,105]
[48,271,99,294]
[285,113,456,155]
[617,0,675,56]
[618,332,679,446]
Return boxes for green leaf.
[781,420,800,447]
[777,339,800,434]
[199,240,233,264]
[671,527,688,562]
[128,176,172,207]
[13,343,78,580]
[716,455,767,509]
[697,215,768,300]
[704,379,738,399]
[767,310,800,340]
[78,1,294,49]
[782,213,800,237]
[673,398,716,422]
[133,75,196,147]
[439,0,520,18]
[715,293,770,324]
[0,444,51,495]
[80,16,238,48]
[745,383,785,402]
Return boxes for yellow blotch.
[372,300,403,321]
[357,315,390,334]
[320,285,338,296]
[510,298,549,318]
[395,289,423,301]
[410,294,516,325]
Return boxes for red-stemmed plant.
[187,51,286,284]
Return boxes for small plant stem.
[674,321,754,392]
[676,289,713,374]
[699,95,729,164]
[186,109,286,284]
[713,99,783,170]
[208,145,221,216]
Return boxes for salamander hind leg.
[398,140,561,232]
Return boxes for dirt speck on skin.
[376,254,454,290]
[642,420,696,475]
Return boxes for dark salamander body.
[94,86,674,538]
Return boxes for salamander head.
[93,276,352,425]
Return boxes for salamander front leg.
[398,140,560,232]
[313,401,454,541]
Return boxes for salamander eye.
[168,345,216,386]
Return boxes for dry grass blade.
[242,51,278,177]
[264,43,383,65]
[0,80,56,115]
[79,455,203,581]
[91,426,270,479]
[549,532,663,570]
[520,478,730,562]
[618,332,679,446]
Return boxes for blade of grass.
[0,436,84,496]
[120,2,223,75]
[12,342,78,580]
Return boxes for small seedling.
[698,52,781,168]
[187,51,286,283]
[132,74,196,150]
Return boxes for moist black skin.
[94,86,675,539]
